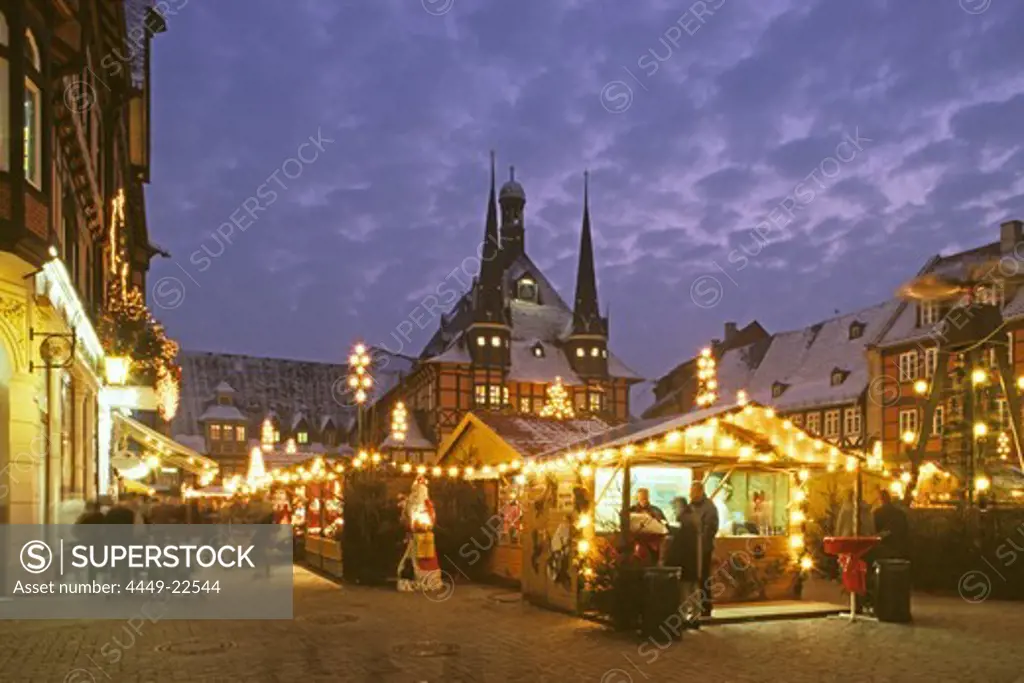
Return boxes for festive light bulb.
[901,431,916,445]
[975,476,991,492]
[789,535,804,550]
[972,368,988,386]
[974,422,988,438]
[800,556,814,571]
[577,539,591,554]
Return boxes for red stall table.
[823,536,881,621]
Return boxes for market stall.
[522,400,861,615]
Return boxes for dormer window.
[490,336,501,348]
[576,348,584,358]
[297,431,309,444]
[477,336,486,347]
[772,382,788,398]
[532,343,545,358]
[831,368,849,386]
[849,322,865,340]
[591,347,600,357]
[920,301,941,326]
[516,277,538,302]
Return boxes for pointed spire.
[475,150,506,324]
[509,165,515,182]
[572,170,604,336]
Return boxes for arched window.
[0,11,9,172]
[23,29,42,188]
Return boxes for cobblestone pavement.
[0,567,1022,683]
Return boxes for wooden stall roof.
[436,411,609,464]
[533,401,859,470]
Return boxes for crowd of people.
[73,494,274,527]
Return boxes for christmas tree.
[540,377,575,419]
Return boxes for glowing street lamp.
[104,355,132,386]
[348,342,373,446]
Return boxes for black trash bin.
[874,559,912,623]
[612,566,645,632]
[641,567,683,640]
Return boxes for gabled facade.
[647,303,899,451]
[0,2,164,522]
[868,219,1024,466]
[368,156,642,459]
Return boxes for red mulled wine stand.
[823,536,881,622]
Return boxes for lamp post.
[347,343,373,447]
[29,329,76,525]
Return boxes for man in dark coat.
[662,497,701,629]
[873,490,909,559]
[690,480,720,617]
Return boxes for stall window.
[24,29,42,189]
[593,466,693,533]
[705,470,791,537]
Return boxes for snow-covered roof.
[473,413,610,457]
[875,241,1024,347]
[418,252,638,383]
[381,410,435,450]
[173,350,402,441]
[291,411,308,431]
[741,301,899,411]
[214,381,235,394]
[198,403,247,423]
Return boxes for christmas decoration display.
[391,401,408,442]
[540,376,575,419]
[396,476,443,592]
[98,190,181,417]
[247,447,268,488]
[696,346,718,407]
[347,343,373,404]
[261,418,276,451]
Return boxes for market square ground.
[0,568,1022,683]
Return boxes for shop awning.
[113,413,219,475]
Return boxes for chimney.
[724,322,738,343]
[1000,220,1023,254]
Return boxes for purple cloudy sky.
[146,0,1024,403]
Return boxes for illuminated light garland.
[348,343,373,404]
[390,401,408,442]
[695,347,718,407]
[539,376,575,419]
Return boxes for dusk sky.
[145,0,1024,400]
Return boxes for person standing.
[873,490,909,559]
[689,480,719,617]
[630,488,666,523]
[661,497,701,629]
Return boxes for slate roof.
[173,349,414,443]
[419,252,640,383]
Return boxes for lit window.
[475,385,487,406]
[924,348,938,378]
[602,349,607,358]
[589,392,603,413]
[517,277,537,302]
[532,343,544,358]
[591,347,599,357]
[502,386,509,405]
[210,425,221,441]
[899,409,919,439]
[791,414,804,428]
[805,413,820,436]
[843,408,861,437]
[824,410,840,438]
[236,426,246,442]
[576,348,584,358]
[519,397,532,413]
[931,406,944,436]
[297,431,309,444]
[23,30,41,189]
[489,385,502,406]
[477,336,485,347]
[491,336,501,348]
[273,429,281,443]
[920,302,941,326]
[898,351,918,381]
